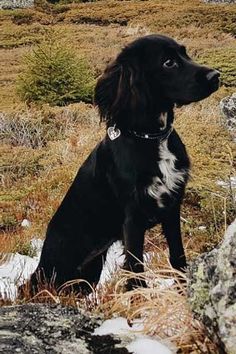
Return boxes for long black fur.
[29,35,220,293]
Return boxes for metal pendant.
[107,126,121,141]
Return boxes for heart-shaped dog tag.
[107,126,121,141]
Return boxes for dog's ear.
[94,60,122,124]
[94,53,150,128]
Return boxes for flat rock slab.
[0,304,130,354]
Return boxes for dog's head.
[94,35,220,130]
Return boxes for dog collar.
[107,125,173,141]
[129,125,173,141]
[107,126,121,140]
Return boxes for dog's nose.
[206,69,220,82]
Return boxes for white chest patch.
[147,140,187,208]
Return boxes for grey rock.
[188,219,236,354]
[220,93,236,134]
[0,0,34,9]
[0,303,131,353]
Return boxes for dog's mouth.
[175,79,220,107]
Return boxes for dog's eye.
[163,59,178,69]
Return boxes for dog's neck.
[107,109,174,142]
[110,108,174,134]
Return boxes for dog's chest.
[147,140,187,207]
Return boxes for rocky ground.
[0,303,130,354]
[0,302,174,354]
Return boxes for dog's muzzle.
[206,69,220,91]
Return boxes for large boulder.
[188,219,236,353]
[0,304,130,353]
[0,303,173,353]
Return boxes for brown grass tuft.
[94,251,220,353]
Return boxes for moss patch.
[198,47,236,87]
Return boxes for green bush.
[17,34,95,106]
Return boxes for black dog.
[30,35,219,293]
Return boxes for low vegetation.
[17,30,95,105]
[0,1,235,352]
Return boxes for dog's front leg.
[162,204,187,271]
[123,209,147,290]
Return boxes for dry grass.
[1,99,234,352]
[0,2,235,352]
[97,276,219,353]
[0,0,235,109]
[1,103,102,244]
[0,229,36,258]
[5,247,220,353]
[1,95,234,258]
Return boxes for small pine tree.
[17,32,95,106]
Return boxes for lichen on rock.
[188,219,236,354]
[0,304,130,353]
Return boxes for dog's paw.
[170,255,187,272]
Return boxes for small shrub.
[34,0,71,15]
[34,0,51,10]
[0,113,49,148]
[12,11,34,25]
[0,215,18,233]
[0,112,64,149]
[17,242,37,257]
[17,32,95,106]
